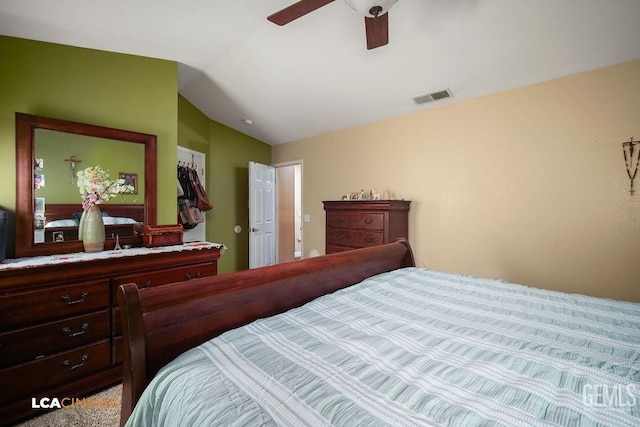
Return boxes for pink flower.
[76,166,135,210]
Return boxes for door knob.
[250,227,260,232]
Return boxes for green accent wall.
[178,96,271,273]
[0,36,177,257]
[1,36,272,270]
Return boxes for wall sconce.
[622,137,639,194]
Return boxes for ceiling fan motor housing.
[344,0,398,18]
[369,6,383,17]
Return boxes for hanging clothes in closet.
[177,163,213,229]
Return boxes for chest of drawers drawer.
[0,340,110,405]
[326,212,385,230]
[0,280,110,330]
[326,229,384,248]
[0,310,109,368]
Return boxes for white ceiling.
[2,0,640,145]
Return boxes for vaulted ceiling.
[2,0,640,145]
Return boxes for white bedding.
[127,267,640,426]
[45,217,138,227]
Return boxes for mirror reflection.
[33,129,145,244]
[15,112,157,258]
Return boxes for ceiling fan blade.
[268,0,336,26]
[364,13,389,50]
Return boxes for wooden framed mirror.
[15,113,157,258]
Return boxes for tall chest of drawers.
[323,200,411,254]
[0,243,223,426]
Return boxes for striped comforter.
[127,268,640,426]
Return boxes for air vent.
[412,88,453,105]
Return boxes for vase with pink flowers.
[76,166,134,252]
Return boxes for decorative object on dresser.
[79,204,106,252]
[343,189,381,200]
[134,224,184,248]
[323,199,410,254]
[76,165,135,253]
[0,242,224,426]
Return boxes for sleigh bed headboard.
[117,239,415,424]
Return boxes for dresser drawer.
[326,229,384,248]
[110,262,217,332]
[0,310,109,368]
[0,340,110,405]
[0,280,110,330]
[111,262,216,303]
[326,212,384,230]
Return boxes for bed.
[118,240,640,426]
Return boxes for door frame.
[273,160,303,263]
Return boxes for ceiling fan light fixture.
[344,0,398,18]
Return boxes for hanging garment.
[178,193,198,229]
[188,167,213,212]
[177,178,185,197]
[177,166,195,201]
[177,164,211,229]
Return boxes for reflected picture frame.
[119,172,138,194]
[34,197,45,213]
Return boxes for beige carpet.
[15,384,121,427]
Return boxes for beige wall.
[272,59,640,302]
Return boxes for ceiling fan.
[268,0,398,50]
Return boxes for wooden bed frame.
[117,239,415,425]
[42,203,144,242]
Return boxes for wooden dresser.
[323,200,411,254]
[0,243,223,426]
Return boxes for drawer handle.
[185,271,202,280]
[363,237,375,243]
[61,291,88,305]
[144,280,153,288]
[364,218,374,224]
[334,217,344,223]
[334,233,344,241]
[63,322,90,337]
[63,354,89,370]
